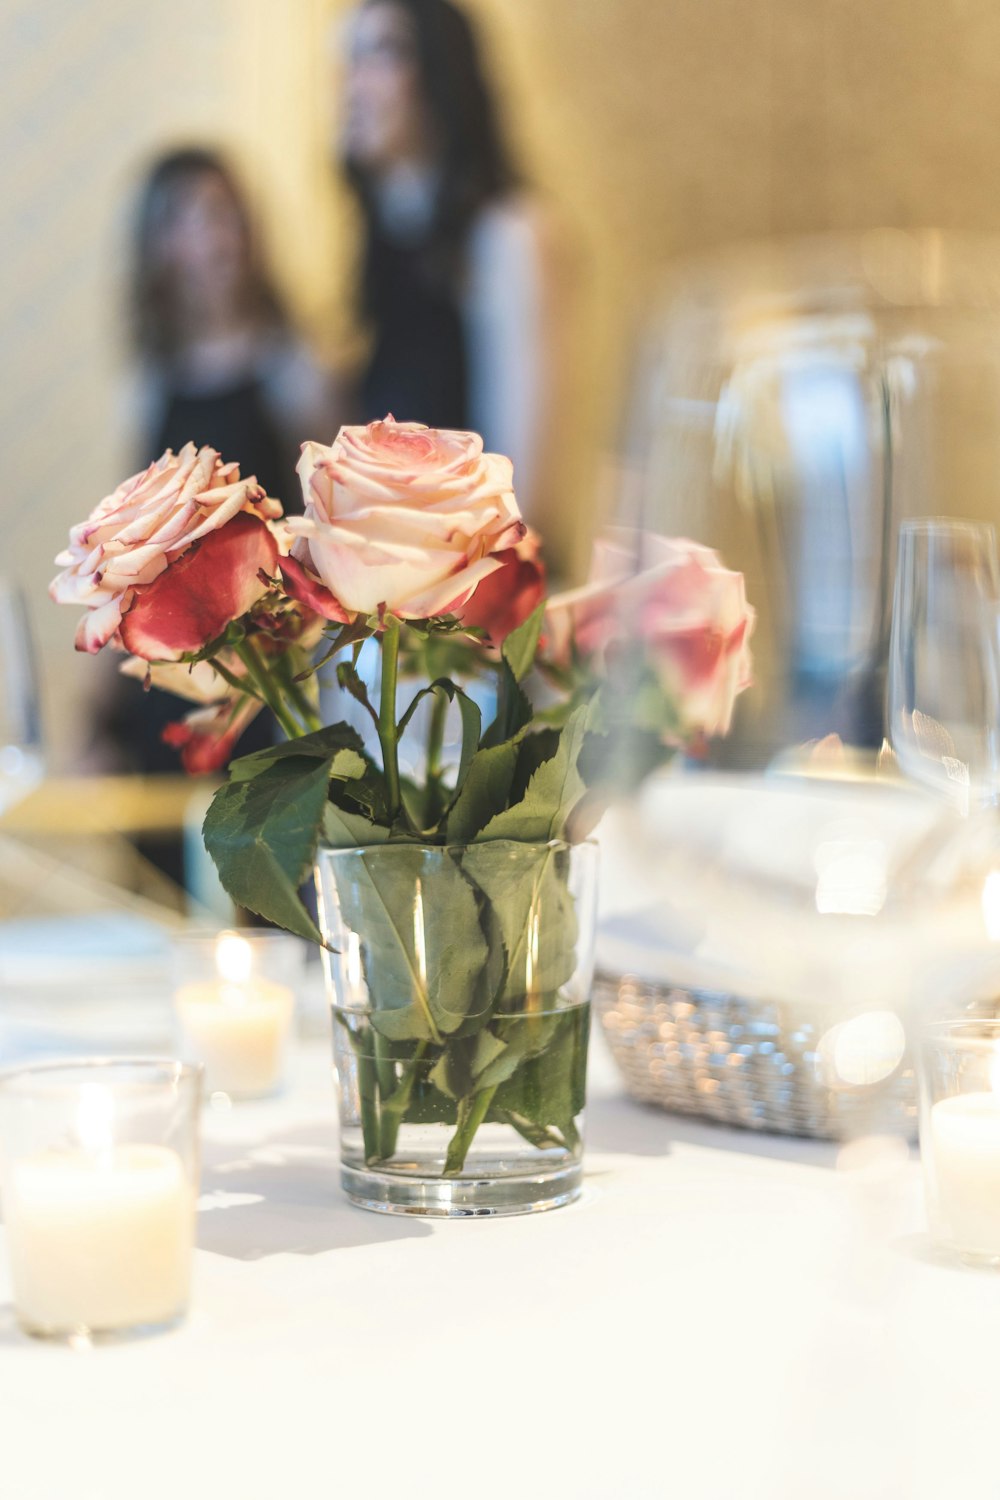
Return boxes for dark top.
[153,374,297,514]
[107,372,286,786]
[360,237,468,430]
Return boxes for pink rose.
[50,444,282,658]
[545,529,755,739]
[284,417,526,620]
[457,527,547,644]
[162,697,262,775]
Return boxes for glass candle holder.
[918,1018,1000,1266]
[0,1058,201,1340]
[172,929,299,1099]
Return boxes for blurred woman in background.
[340,0,576,559]
[106,147,337,885]
[128,146,336,514]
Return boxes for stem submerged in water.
[443,1085,499,1177]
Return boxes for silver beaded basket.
[594,970,917,1140]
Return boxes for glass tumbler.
[888,519,1000,811]
[316,838,599,1217]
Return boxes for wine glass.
[0,578,44,816]
[887,519,1000,812]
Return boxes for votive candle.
[174,931,294,1097]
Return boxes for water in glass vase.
[332,1001,590,1217]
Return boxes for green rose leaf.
[322,801,392,849]
[443,740,519,843]
[501,602,545,684]
[461,840,579,1006]
[472,701,592,843]
[480,660,533,750]
[226,723,368,783]
[332,847,495,1043]
[336,660,379,724]
[203,723,368,941]
[490,1007,590,1147]
[429,1029,510,1100]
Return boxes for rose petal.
[120,513,280,660]
[458,538,547,643]
[278,554,353,623]
[163,696,262,775]
[74,595,126,654]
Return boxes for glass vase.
[315,839,598,1217]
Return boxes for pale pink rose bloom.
[50,443,282,655]
[285,417,526,619]
[545,529,755,739]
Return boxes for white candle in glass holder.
[174,931,294,1098]
[4,1085,192,1334]
[929,1092,1000,1258]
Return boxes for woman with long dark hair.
[128,146,335,515]
[106,148,337,884]
[339,0,572,545]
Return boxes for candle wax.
[5,1144,192,1335]
[174,978,294,1097]
[929,1093,1000,1258]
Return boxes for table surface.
[2,1033,999,1500]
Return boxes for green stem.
[443,1085,498,1177]
[373,1032,397,1125]
[233,638,301,741]
[422,686,449,826]
[425,686,448,781]
[378,615,403,821]
[274,652,323,733]
[495,1109,566,1152]
[358,1055,381,1165]
[340,1017,381,1165]
[377,1040,429,1160]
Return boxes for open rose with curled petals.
[282,417,526,621]
[50,443,282,659]
[457,527,547,644]
[545,529,754,739]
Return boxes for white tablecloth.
[2,1034,999,1500]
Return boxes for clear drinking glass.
[918,1019,1000,1266]
[887,519,1000,811]
[0,579,43,815]
[0,1058,201,1339]
[316,839,599,1217]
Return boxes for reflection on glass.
[626,233,1000,766]
[888,519,1000,811]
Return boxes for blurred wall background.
[5,0,1000,768]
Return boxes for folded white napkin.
[595,770,1000,1015]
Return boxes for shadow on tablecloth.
[197,1121,433,1260]
[585,1087,838,1168]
